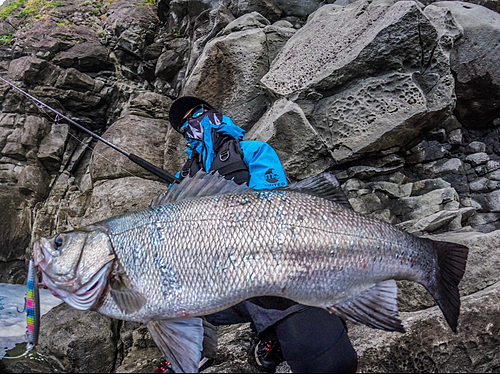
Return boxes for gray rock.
[448,127,463,145]
[155,38,190,81]
[54,67,97,92]
[37,122,69,171]
[222,11,271,35]
[348,193,384,215]
[274,0,323,18]
[310,71,454,163]
[182,27,271,130]
[472,189,500,212]
[433,1,500,87]
[467,140,487,153]
[0,187,31,283]
[432,1,500,128]
[228,0,282,23]
[7,56,60,86]
[399,207,475,233]
[350,281,500,373]
[263,21,297,62]
[52,42,114,72]
[79,177,168,227]
[465,152,489,166]
[36,304,117,373]
[433,229,500,295]
[369,181,412,199]
[262,0,453,97]
[90,114,169,182]
[392,187,459,221]
[411,178,452,196]
[246,98,334,179]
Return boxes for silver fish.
[33,172,468,373]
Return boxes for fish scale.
[96,189,427,321]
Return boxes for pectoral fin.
[110,273,147,314]
[147,318,204,373]
[327,279,405,332]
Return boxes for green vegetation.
[0,0,24,18]
[0,0,63,19]
[171,28,183,37]
[88,8,99,15]
[142,0,156,5]
[56,20,72,26]
[0,33,13,45]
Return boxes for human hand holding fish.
[31,172,469,373]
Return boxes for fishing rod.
[0,76,180,184]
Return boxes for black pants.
[273,307,357,373]
[206,299,358,373]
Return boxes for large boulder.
[90,114,170,182]
[36,304,117,373]
[262,0,459,163]
[246,98,334,179]
[432,1,500,128]
[181,12,295,129]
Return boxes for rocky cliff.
[0,0,499,372]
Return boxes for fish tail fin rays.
[147,318,204,373]
[327,279,405,333]
[424,239,469,333]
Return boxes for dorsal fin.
[151,171,252,207]
[287,173,353,210]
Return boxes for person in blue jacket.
[159,96,358,374]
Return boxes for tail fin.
[424,239,469,332]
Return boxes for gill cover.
[35,228,116,310]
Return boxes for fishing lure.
[26,258,40,351]
[4,259,40,360]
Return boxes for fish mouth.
[40,261,113,310]
[33,239,49,270]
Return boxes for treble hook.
[17,296,27,313]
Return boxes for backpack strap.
[210,139,250,185]
[179,151,203,180]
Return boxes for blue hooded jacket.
[176,114,288,190]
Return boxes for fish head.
[33,226,115,310]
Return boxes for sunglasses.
[183,104,209,121]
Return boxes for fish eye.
[54,235,65,249]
